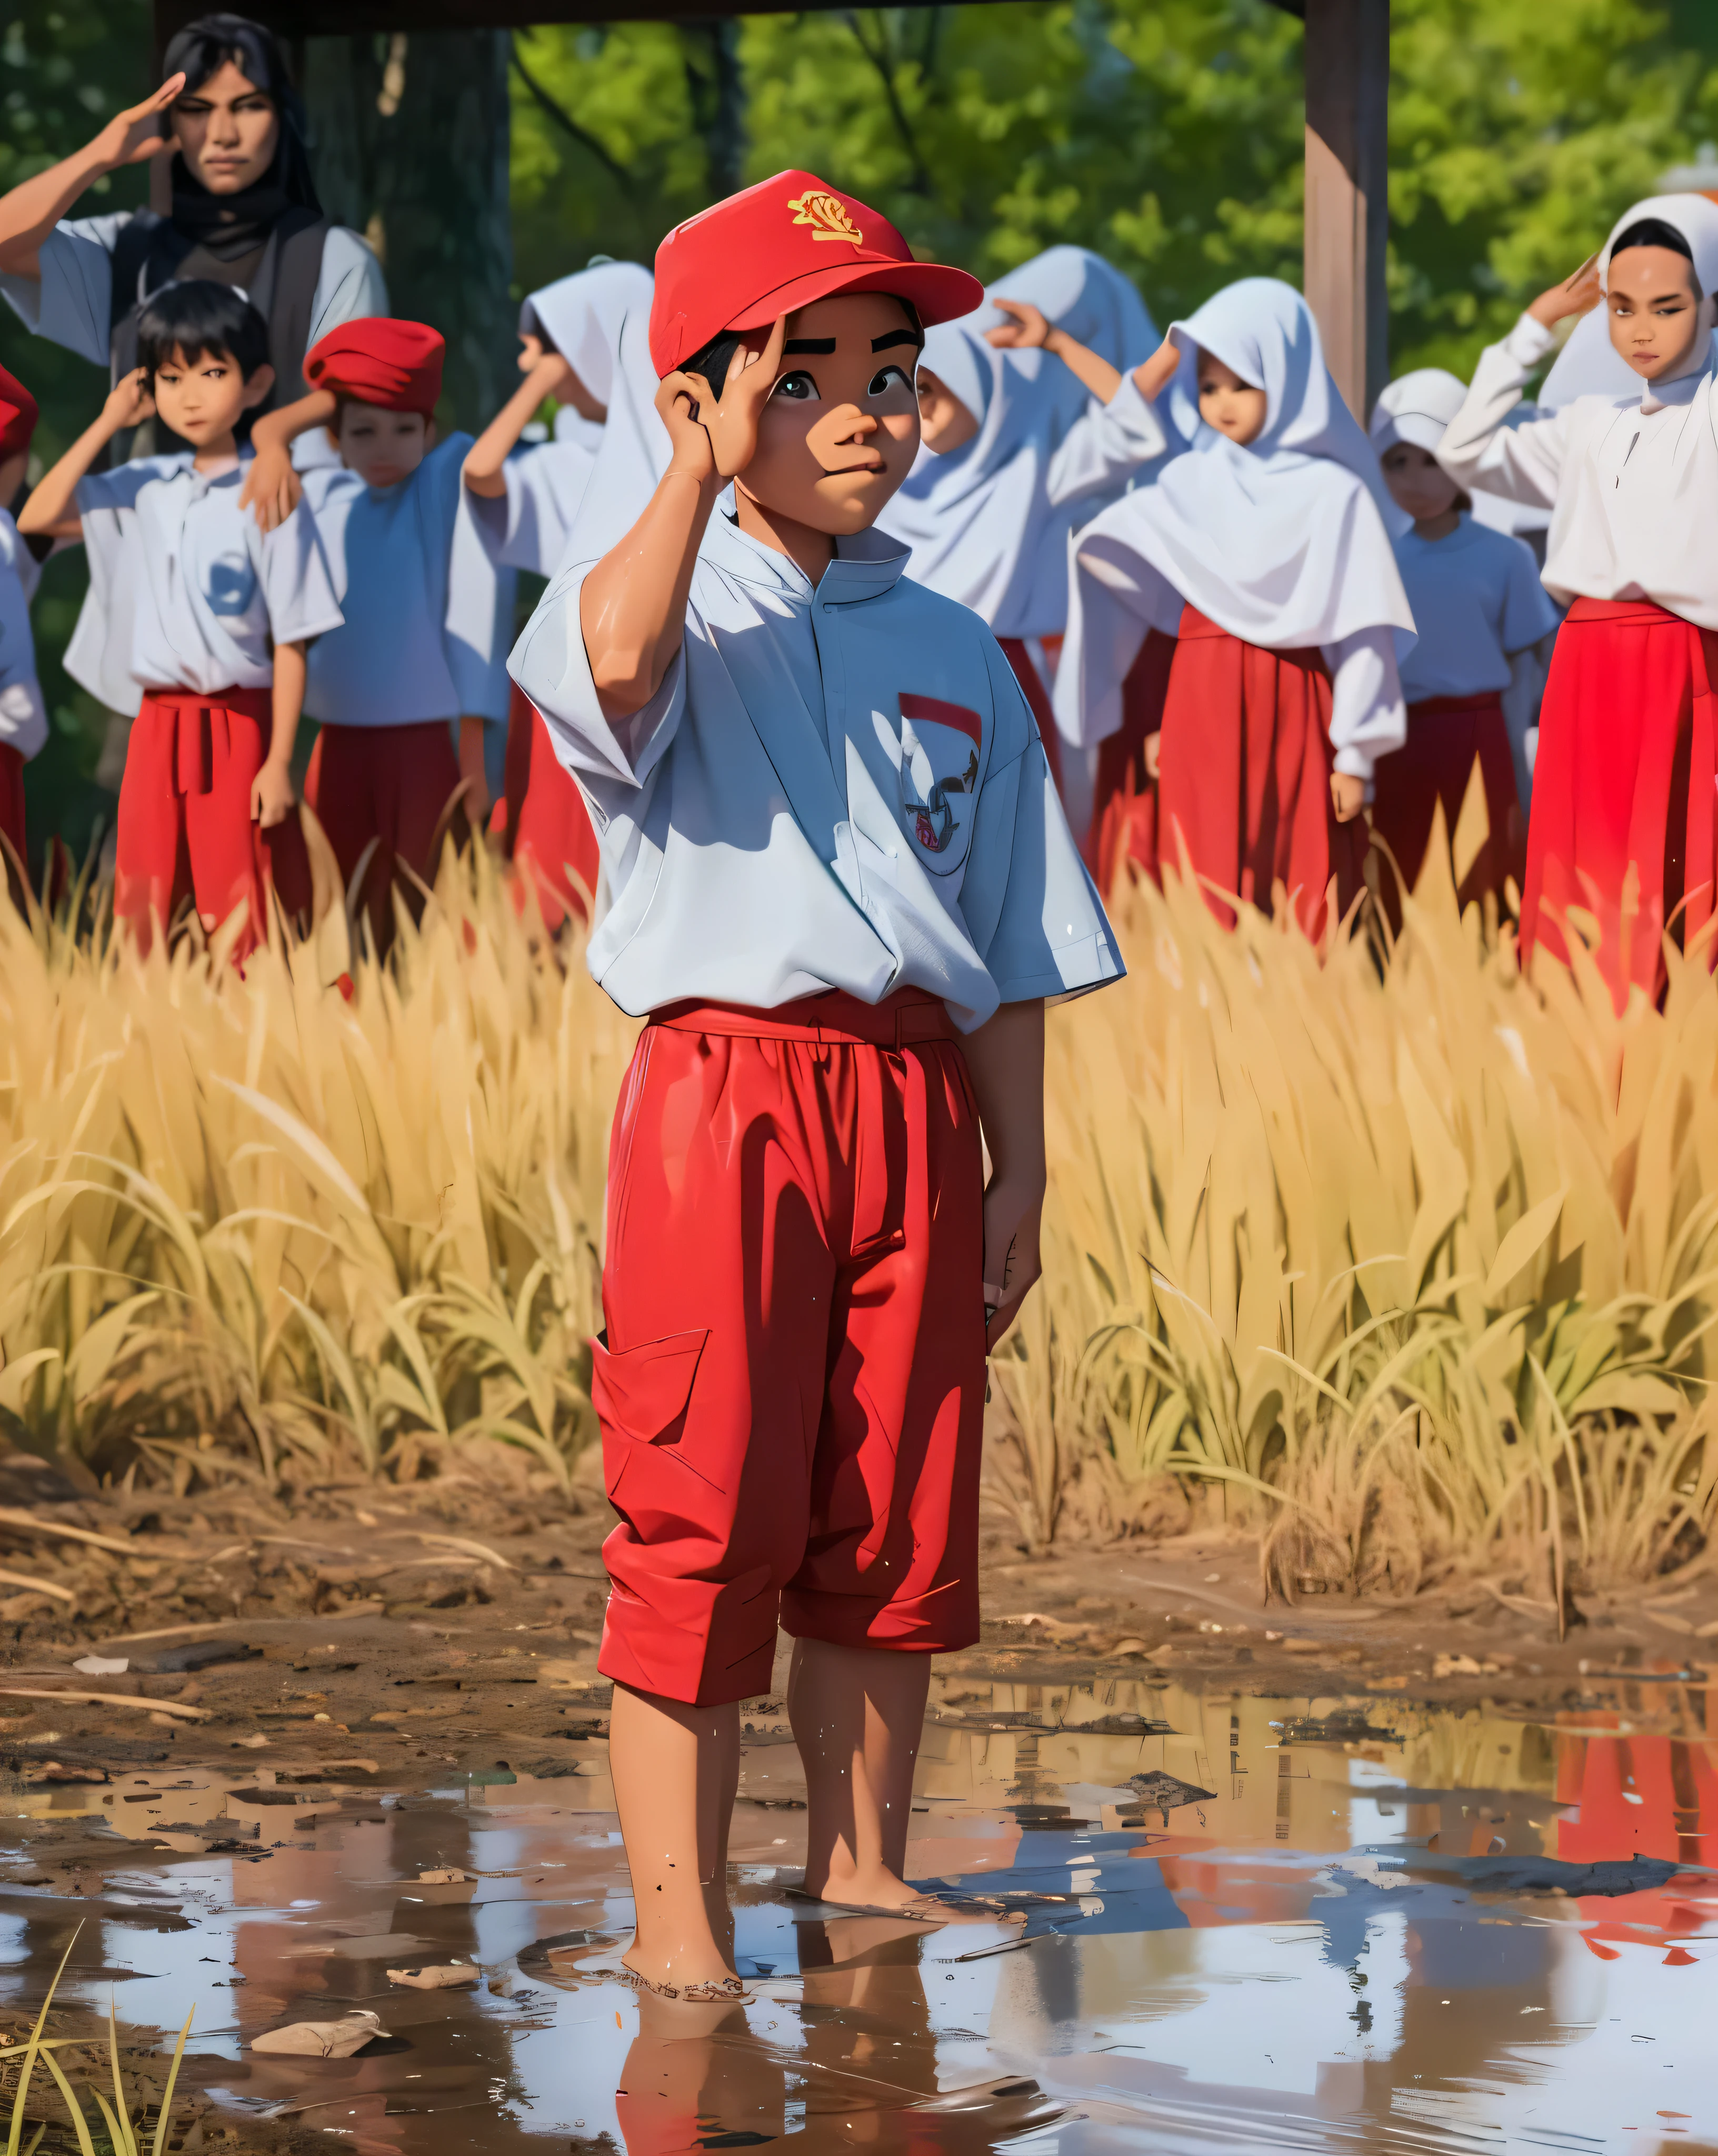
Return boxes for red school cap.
[304,317,444,416]
[0,363,38,462]
[649,171,982,378]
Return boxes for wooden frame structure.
[152,0,1390,414]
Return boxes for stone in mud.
[386,1962,481,1988]
[1124,1771,1218,1822]
[253,2010,389,2058]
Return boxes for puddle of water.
[0,1666,1711,2154]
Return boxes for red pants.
[1158,603,1364,939]
[1087,628,1176,895]
[304,718,463,944]
[998,637,1064,795]
[1370,691,1521,927]
[115,685,311,959]
[505,685,598,929]
[593,989,986,1708]
[0,743,24,874]
[1521,597,1718,1006]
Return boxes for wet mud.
[0,1650,1711,2156]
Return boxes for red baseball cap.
[305,318,444,415]
[0,363,37,462]
[650,171,982,378]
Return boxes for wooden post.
[1302,0,1388,418]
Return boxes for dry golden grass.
[2,820,1715,1599]
[987,834,1718,1598]
[0,845,636,1492]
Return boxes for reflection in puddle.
[0,1670,1712,2153]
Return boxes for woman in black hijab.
[0,13,386,408]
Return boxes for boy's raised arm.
[579,316,785,721]
[463,353,577,499]
[18,369,154,540]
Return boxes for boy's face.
[334,404,434,490]
[1606,247,1704,381]
[1196,350,1269,446]
[151,343,273,445]
[1380,441,1460,524]
[736,291,922,535]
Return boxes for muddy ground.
[0,1451,1707,1788]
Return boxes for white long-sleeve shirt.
[1439,312,1718,630]
[0,511,47,760]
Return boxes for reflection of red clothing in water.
[1087,628,1175,895]
[1556,1725,1718,1963]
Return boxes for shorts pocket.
[591,1327,712,1505]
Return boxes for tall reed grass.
[988,839,1718,1600]
[1,828,1714,1598]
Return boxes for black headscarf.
[161,14,321,263]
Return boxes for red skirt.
[0,742,24,880]
[1370,691,1521,926]
[1521,596,1718,1004]
[1087,628,1176,894]
[997,636,1064,795]
[510,692,598,930]
[1157,603,1365,938]
[115,685,312,960]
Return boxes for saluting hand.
[656,314,790,484]
[91,75,187,175]
[986,297,1052,351]
[102,367,155,434]
[1527,254,1603,329]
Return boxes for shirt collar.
[704,511,910,605]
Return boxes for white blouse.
[1439,312,1718,630]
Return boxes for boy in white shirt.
[515,172,1122,2002]
[246,316,508,948]
[0,362,47,879]
[19,280,340,956]
[1367,369,1559,921]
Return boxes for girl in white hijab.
[1439,194,1718,1004]
[878,247,1170,797]
[462,260,654,923]
[1055,278,1412,937]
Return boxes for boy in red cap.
[245,317,509,946]
[0,362,46,877]
[513,173,1122,2001]
[19,281,338,955]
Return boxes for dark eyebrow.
[872,328,922,353]
[783,337,836,354]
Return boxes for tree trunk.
[301,29,515,430]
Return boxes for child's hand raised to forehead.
[103,367,155,433]
[656,315,789,485]
[985,298,1051,351]
[1527,254,1602,328]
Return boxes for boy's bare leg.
[789,1638,931,1906]
[610,1682,743,1988]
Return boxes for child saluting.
[1439,195,1718,1003]
[513,173,1121,2002]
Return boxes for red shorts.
[0,742,24,872]
[115,685,311,959]
[303,718,463,943]
[592,988,986,1708]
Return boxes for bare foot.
[796,1872,1015,1924]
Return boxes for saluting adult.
[0,12,385,415]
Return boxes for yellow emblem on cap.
[787,191,864,248]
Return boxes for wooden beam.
[155,0,936,36]
[1302,0,1387,418]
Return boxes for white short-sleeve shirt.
[0,511,47,760]
[1393,515,1561,703]
[302,434,512,727]
[511,514,1123,1032]
[74,453,342,696]
[463,437,596,582]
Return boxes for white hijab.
[878,248,1165,640]
[1540,192,1718,408]
[1054,278,1413,747]
[518,260,656,408]
[549,293,672,568]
